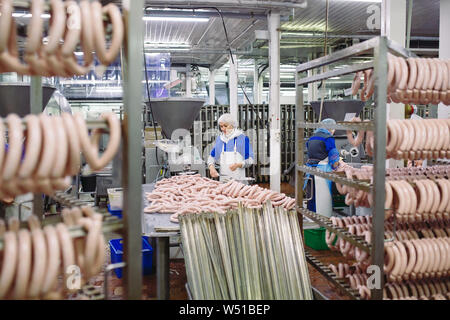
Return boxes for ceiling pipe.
[279,31,438,41]
[143,0,308,9]
[193,17,217,46]
[144,9,267,20]
[229,20,260,46]
[144,48,253,54]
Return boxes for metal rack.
[18,0,145,299]
[0,214,123,251]
[295,36,417,300]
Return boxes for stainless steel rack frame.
[0,214,123,251]
[22,0,145,299]
[295,36,417,300]
[296,165,372,192]
[299,208,371,254]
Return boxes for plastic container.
[109,236,153,278]
[304,227,330,250]
[107,204,122,219]
[107,188,123,211]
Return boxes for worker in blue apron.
[207,113,254,183]
[303,118,341,217]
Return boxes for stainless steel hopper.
[0,82,56,117]
[146,97,205,139]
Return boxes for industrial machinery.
[310,100,367,164]
[145,97,206,181]
[0,82,56,117]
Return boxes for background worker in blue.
[207,113,254,183]
[303,118,342,217]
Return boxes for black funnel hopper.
[0,83,56,117]
[146,97,205,139]
[310,100,365,134]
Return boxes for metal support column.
[258,69,264,103]
[438,0,450,119]
[122,0,143,300]
[268,11,281,192]
[295,73,304,233]
[381,0,406,120]
[253,60,260,104]
[30,76,44,220]
[156,237,170,300]
[229,54,238,123]
[307,54,317,102]
[186,64,192,98]
[208,69,216,105]
[381,0,406,169]
[371,36,388,300]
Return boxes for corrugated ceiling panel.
[133,0,439,66]
[282,0,439,36]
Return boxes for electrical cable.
[145,5,257,110]
[196,6,253,105]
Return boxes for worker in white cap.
[207,113,254,183]
[303,118,342,217]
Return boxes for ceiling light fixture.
[333,0,381,2]
[146,48,190,52]
[142,16,209,22]
[12,13,50,18]
[145,42,190,48]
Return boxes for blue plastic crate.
[109,236,153,278]
[107,204,122,219]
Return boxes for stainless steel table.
[141,183,180,300]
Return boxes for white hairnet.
[217,113,238,128]
[321,118,336,125]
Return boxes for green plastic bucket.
[304,227,330,250]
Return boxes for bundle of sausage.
[325,216,372,269]
[144,175,296,223]
[384,280,450,300]
[386,119,450,160]
[326,216,449,251]
[385,237,450,283]
[326,213,450,300]
[0,206,105,300]
[328,262,450,300]
[0,0,123,76]
[334,163,450,220]
[383,219,450,240]
[328,262,372,299]
[387,165,450,177]
[335,164,374,208]
[385,177,450,221]
[352,55,450,105]
[0,112,120,199]
[346,117,450,160]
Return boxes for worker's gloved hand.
[334,160,347,172]
[209,165,219,178]
[229,163,243,172]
